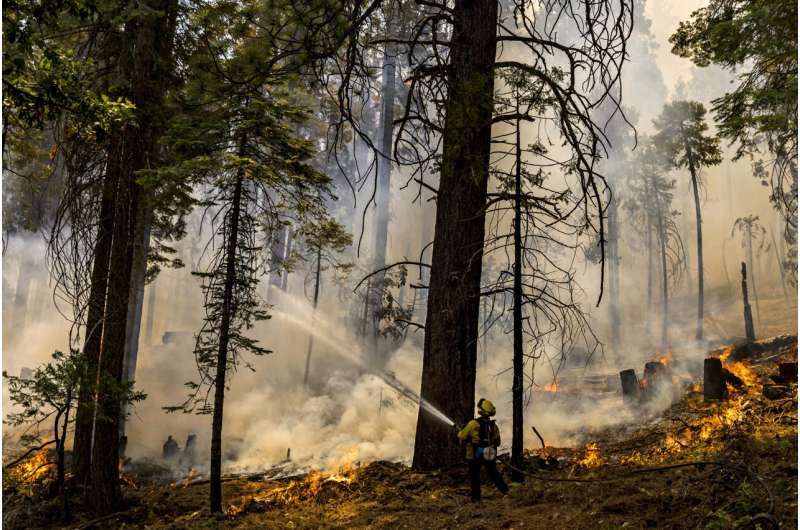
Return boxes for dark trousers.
[468,456,508,501]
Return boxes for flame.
[225,463,360,517]
[725,360,759,389]
[543,379,559,393]
[658,352,673,366]
[577,442,603,468]
[8,449,53,484]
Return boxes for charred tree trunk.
[209,169,244,513]
[412,0,497,470]
[686,143,704,341]
[703,357,724,401]
[369,40,397,362]
[511,114,524,483]
[303,242,322,387]
[741,262,756,342]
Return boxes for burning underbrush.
[2,337,796,529]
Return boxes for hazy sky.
[646,0,705,96]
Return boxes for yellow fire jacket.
[457,418,501,460]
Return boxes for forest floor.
[3,335,797,530]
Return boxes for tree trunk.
[91,135,138,513]
[511,114,524,483]
[412,0,497,470]
[745,225,761,324]
[144,279,157,346]
[741,262,756,342]
[303,242,322,387]
[90,0,178,512]
[646,218,653,333]
[13,253,32,331]
[369,40,397,362]
[119,198,153,444]
[769,225,789,303]
[654,185,669,350]
[209,170,244,513]
[72,137,121,485]
[607,189,621,354]
[687,156,704,341]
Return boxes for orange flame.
[577,442,603,468]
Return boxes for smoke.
[2,0,796,476]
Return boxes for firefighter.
[456,398,509,502]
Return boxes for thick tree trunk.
[90,0,178,512]
[412,0,497,470]
[72,140,120,485]
[687,158,704,341]
[369,41,397,361]
[303,243,322,387]
[91,136,138,513]
[210,172,244,513]
[511,116,524,483]
[741,262,756,342]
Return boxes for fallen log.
[722,368,744,389]
[779,362,797,383]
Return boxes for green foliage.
[653,100,723,173]
[670,0,797,160]
[670,0,797,277]
[3,350,145,436]
[624,138,687,287]
[163,0,342,414]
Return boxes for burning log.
[620,369,640,404]
[703,358,725,401]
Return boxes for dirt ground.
[4,335,796,530]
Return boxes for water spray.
[270,297,456,428]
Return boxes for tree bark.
[412,0,497,470]
[511,113,524,483]
[143,279,157,346]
